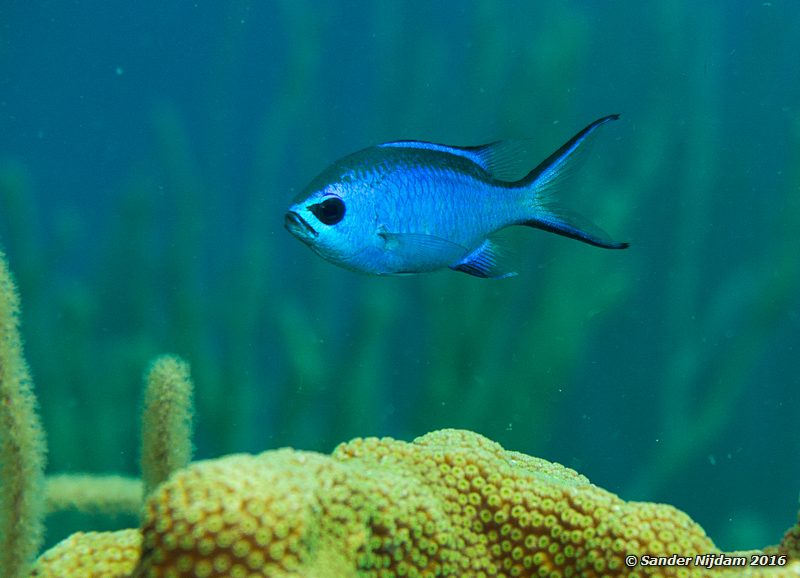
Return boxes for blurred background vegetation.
[1,0,798,553]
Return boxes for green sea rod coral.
[45,474,142,516]
[141,354,194,497]
[0,250,47,578]
[36,353,195,525]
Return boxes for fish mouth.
[284,210,318,239]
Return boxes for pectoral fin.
[378,229,465,255]
[378,228,468,273]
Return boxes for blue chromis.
[285,114,628,278]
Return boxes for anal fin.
[451,239,517,279]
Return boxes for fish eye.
[309,196,345,225]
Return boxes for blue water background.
[1,1,799,552]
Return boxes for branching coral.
[141,354,194,497]
[0,250,47,578]
[45,474,142,516]
[0,249,194,575]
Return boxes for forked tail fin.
[525,206,629,249]
[518,114,629,250]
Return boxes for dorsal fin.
[462,139,535,182]
[379,139,535,182]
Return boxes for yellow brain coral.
[130,429,799,577]
[30,528,141,577]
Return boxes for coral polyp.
[32,429,800,577]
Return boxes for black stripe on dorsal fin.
[462,139,537,182]
[379,139,535,182]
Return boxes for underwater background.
[1,0,798,554]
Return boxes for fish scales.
[285,114,628,278]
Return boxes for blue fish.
[285,115,628,278]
